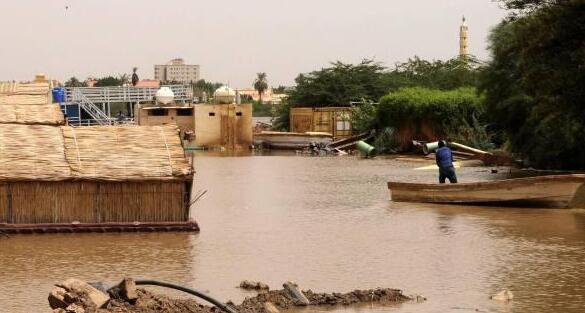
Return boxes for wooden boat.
[387,174,585,208]
[253,131,332,150]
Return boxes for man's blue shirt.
[436,146,454,168]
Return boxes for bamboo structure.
[0,104,64,125]
[0,82,51,95]
[0,94,51,105]
[0,181,186,224]
[0,83,195,229]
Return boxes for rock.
[491,289,514,301]
[283,281,310,306]
[52,309,67,313]
[239,280,270,291]
[263,301,280,313]
[48,287,68,309]
[88,282,109,294]
[119,277,138,302]
[65,304,85,313]
[56,278,110,309]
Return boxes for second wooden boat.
[253,131,333,150]
[387,174,585,208]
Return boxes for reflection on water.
[1,153,585,312]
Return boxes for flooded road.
[1,154,585,312]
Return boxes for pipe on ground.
[133,280,239,313]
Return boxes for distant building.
[154,58,200,83]
[459,16,469,57]
[235,87,287,104]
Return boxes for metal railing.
[67,117,135,127]
[62,85,192,127]
[64,85,192,103]
[72,89,111,125]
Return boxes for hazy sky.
[0,1,506,87]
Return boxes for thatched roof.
[62,125,192,181]
[0,104,64,125]
[0,82,51,95]
[0,94,51,105]
[0,124,71,181]
[0,81,64,125]
[0,82,52,105]
[0,124,192,182]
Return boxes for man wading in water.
[436,140,457,183]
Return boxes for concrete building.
[154,58,200,83]
[459,16,469,57]
[194,103,253,149]
[136,105,195,140]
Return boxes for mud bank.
[49,278,414,313]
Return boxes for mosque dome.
[214,86,236,104]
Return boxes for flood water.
[1,153,585,313]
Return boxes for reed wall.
[0,181,188,224]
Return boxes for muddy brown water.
[1,153,585,313]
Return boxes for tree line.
[277,0,584,169]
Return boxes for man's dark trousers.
[439,166,457,183]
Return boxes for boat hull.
[388,174,585,208]
[253,131,332,150]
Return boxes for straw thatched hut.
[0,82,196,232]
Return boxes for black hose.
[134,279,239,313]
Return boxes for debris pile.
[239,280,270,291]
[48,278,414,313]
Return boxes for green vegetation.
[272,100,290,131]
[192,79,223,103]
[287,60,389,106]
[252,101,274,117]
[253,72,268,103]
[480,0,585,169]
[64,77,87,87]
[275,0,584,170]
[389,56,482,91]
[94,76,126,87]
[377,87,489,149]
[277,57,481,130]
[350,100,378,134]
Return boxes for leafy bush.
[252,101,274,117]
[378,87,483,134]
[447,115,494,151]
[373,127,399,153]
[350,100,378,133]
[272,101,290,131]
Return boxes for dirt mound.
[97,289,216,313]
[49,278,413,313]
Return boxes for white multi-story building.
[154,58,200,83]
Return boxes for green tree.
[287,60,388,106]
[388,56,482,91]
[94,76,125,87]
[480,0,585,169]
[273,85,288,94]
[192,79,223,102]
[253,72,268,103]
[64,77,87,87]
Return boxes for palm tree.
[253,72,268,103]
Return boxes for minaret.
[459,16,469,58]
